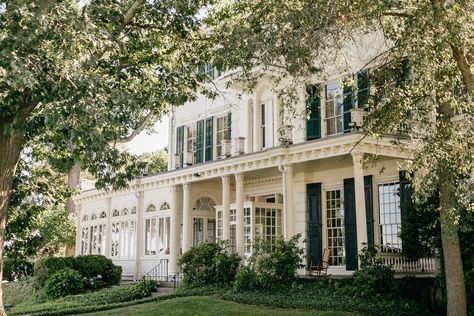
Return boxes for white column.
[222,175,231,240]
[134,191,144,280]
[182,183,192,253]
[75,204,82,256]
[281,164,295,240]
[169,186,180,274]
[235,173,245,256]
[352,152,367,255]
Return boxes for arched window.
[146,204,156,213]
[193,197,216,211]
[131,207,137,214]
[91,213,97,220]
[160,202,170,210]
[121,208,129,216]
[82,215,89,222]
[100,211,107,218]
[112,209,120,217]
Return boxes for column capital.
[235,173,244,182]
[351,151,364,163]
[183,182,191,190]
[221,175,230,183]
[281,163,293,174]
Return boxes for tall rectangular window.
[186,123,196,164]
[145,218,157,255]
[193,218,204,246]
[111,222,120,257]
[326,189,345,266]
[244,207,252,254]
[207,219,216,243]
[378,183,402,253]
[216,115,229,157]
[325,82,344,135]
[261,104,266,148]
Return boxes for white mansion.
[75,47,439,279]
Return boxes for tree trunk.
[436,99,467,316]
[65,164,81,256]
[0,130,24,316]
[439,176,467,316]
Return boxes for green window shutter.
[343,81,353,133]
[364,175,374,245]
[195,120,204,164]
[205,117,213,162]
[176,126,184,168]
[227,112,232,140]
[357,70,370,110]
[344,177,358,271]
[399,170,413,250]
[307,183,322,267]
[306,85,321,140]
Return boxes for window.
[112,209,119,217]
[81,227,90,255]
[207,219,216,243]
[144,203,170,255]
[121,208,129,216]
[260,100,275,149]
[244,207,252,254]
[378,183,402,253]
[326,189,345,266]
[111,222,120,257]
[216,115,229,157]
[325,82,344,136]
[187,123,197,164]
[160,202,170,210]
[194,197,216,211]
[91,213,97,220]
[100,211,107,218]
[254,207,282,244]
[145,218,157,255]
[193,218,204,246]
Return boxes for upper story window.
[187,122,197,164]
[175,113,230,168]
[216,115,230,157]
[261,99,274,149]
[306,85,321,140]
[325,82,344,136]
[322,70,370,137]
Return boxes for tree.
[6,155,75,260]
[138,149,168,175]
[0,0,214,313]
[208,1,474,315]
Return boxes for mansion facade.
[75,55,439,279]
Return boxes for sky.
[126,117,169,155]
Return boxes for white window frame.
[325,189,345,267]
[377,182,402,254]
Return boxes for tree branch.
[112,109,156,145]
[450,44,474,96]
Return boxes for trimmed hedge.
[75,255,122,289]
[34,255,121,290]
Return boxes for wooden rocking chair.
[310,248,331,277]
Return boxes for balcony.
[378,253,439,275]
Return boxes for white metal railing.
[379,255,439,274]
[80,179,96,191]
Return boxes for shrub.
[43,268,84,299]
[75,255,122,288]
[351,244,395,297]
[34,256,75,288]
[233,266,260,292]
[178,242,241,287]
[247,234,304,289]
[3,258,33,281]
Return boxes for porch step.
[151,287,175,297]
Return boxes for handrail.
[142,259,169,282]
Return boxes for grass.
[84,296,360,316]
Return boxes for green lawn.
[85,296,360,316]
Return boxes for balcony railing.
[80,179,96,192]
[378,254,439,274]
